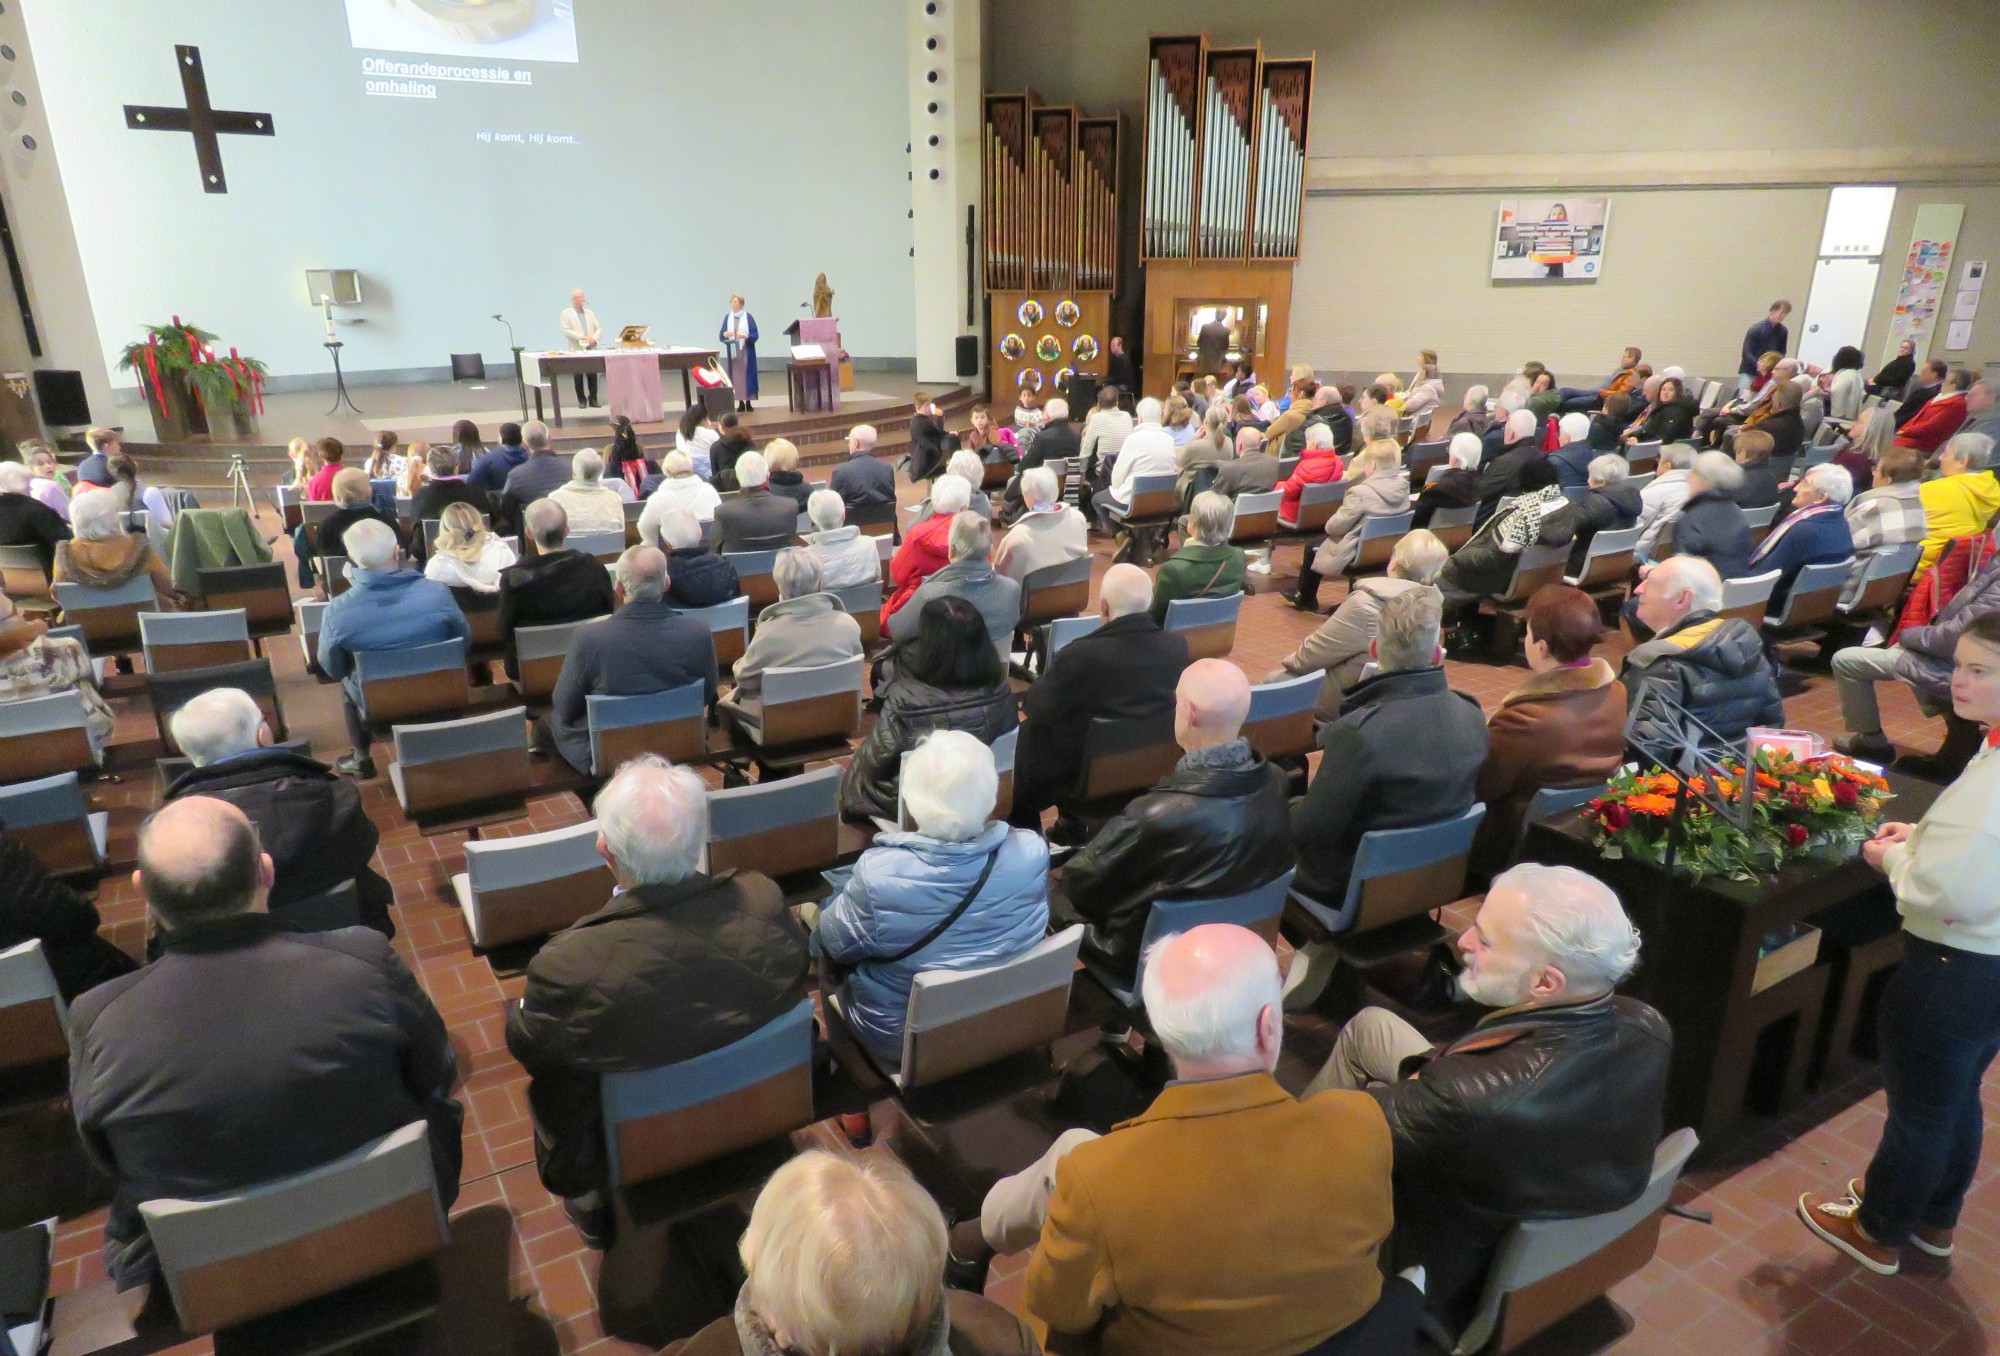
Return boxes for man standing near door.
[1738,300,1792,392]
[560,288,602,408]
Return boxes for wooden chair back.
[0,691,96,783]
[453,820,614,950]
[892,925,1084,1089]
[1243,672,1324,761]
[1718,569,1781,626]
[1077,712,1180,803]
[146,657,288,752]
[0,772,106,877]
[388,706,531,819]
[355,639,471,726]
[757,657,864,746]
[724,549,782,609]
[513,617,600,702]
[1017,555,1093,629]
[196,563,293,637]
[53,575,156,656]
[1567,524,1643,591]
[679,595,751,670]
[1162,592,1241,660]
[140,608,253,674]
[0,940,68,1071]
[705,764,842,877]
[587,681,707,775]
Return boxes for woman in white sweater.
[1799,615,2000,1276]
[423,501,518,592]
[639,449,723,548]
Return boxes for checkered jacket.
[1845,481,1925,553]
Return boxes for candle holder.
[324,340,362,415]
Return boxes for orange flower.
[1624,793,1676,816]
[1754,772,1782,790]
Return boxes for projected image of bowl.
[1072,334,1099,363]
[1036,335,1063,363]
[998,333,1026,361]
[1054,299,1082,327]
[1016,368,1045,391]
[1017,300,1044,327]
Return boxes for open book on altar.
[790,343,827,362]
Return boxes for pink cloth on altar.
[797,318,841,411]
[604,350,664,424]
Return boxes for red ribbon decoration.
[141,335,167,411]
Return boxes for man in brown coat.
[975,925,1419,1356]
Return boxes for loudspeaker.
[1067,372,1099,412]
[33,369,89,426]
[955,334,979,378]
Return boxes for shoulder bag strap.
[878,846,1002,966]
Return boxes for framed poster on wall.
[1493,197,1610,280]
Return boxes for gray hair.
[1303,421,1335,451]
[1491,863,1641,995]
[1652,554,1724,613]
[525,498,569,549]
[658,508,703,550]
[1387,530,1447,584]
[345,517,398,568]
[1021,466,1059,507]
[736,451,770,489]
[523,420,551,452]
[614,545,669,602]
[806,489,846,532]
[1462,383,1490,411]
[774,546,822,600]
[930,474,972,516]
[662,448,694,477]
[70,490,122,541]
[1357,407,1396,443]
[948,510,992,562]
[1189,490,1235,546]
[427,445,458,477]
[1135,395,1164,425]
[593,753,706,886]
[1947,431,1995,471]
[573,448,604,483]
[946,450,985,486]
[849,423,879,450]
[1447,431,1483,470]
[1662,442,1697,470]
[1558,412,1591,445]
[1374,586,1442,672]
[1690,450,1744,493]
[1800,462,1854,506]
[1505,408,1539,440]
[1045,397,1069,420]
[1587,454,1629,487]
[169,687,264,767]
[1852,406,1896,462]
[902,729,997,842]
[0,462,27,494]
[1140,928,1283,1067]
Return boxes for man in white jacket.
[1093,397,1179,531]
[1799,616,2000,1277]
[559,288,602,408]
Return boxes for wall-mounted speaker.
[954,335,979,377]
[33,368,88,425]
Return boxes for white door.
[1799,257,1880,370]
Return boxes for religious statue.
[812,273,834,319]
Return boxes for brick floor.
[8,485,1990,1356]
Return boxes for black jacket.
[503,871,808,1197]
[1291,667,1488,901]
[1587,412,1626,451]
[0,827,135,1001]
[1566,483,1642,572]
[1740,317,1789,375]
[1734,458,1783,509]
[1631,401,1694,445]
[1014,614,1191,815]
[549,600,720,774]
[840,676,1017,824]
[1755,409,1805,475]
[714,488,800,553]
[830,451,898,507]
[498,452,572,532]
[1105,352,1137,397]
[1621,610,1785,748]
[1060,745,1295,980]
[767,470,813,514]
[410,478,490,560]
[314,504,403,559]
[1004,418,1081,516]
[666,546,741,609]
[69,915,462,1288]
[710,433,755,492]
[1474,442,1541,519]
[164,749,392,932]
[1375,993,1672,1323]
[1280,406,1352,459]
[1411,467,1479,528]
[909,413,958,481]
[0,492,71,573]
[498,548,615,676]
[1661,489,1751,581]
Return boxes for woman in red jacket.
[880,473,972,627]
[1278,424,1346,525]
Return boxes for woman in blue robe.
[719,294,759,411]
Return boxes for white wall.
[15,0,918,393]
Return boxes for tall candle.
[321,294,336,342]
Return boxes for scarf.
[1179,736,1254,771]
[730,1285,952,1356]
[726,308,750,342]
[1749,499,1842,567]
[1497,485,1569,554]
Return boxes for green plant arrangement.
[116,317,268,442]
[1583,750,1894,882]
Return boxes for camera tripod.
[225,452,256,511]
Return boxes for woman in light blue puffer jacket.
[815,730,1049,1063]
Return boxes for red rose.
[1601,803,1630,831]
[1785,824,1809,847]
[1832,782,1860,809]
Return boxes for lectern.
[785,317,842,413]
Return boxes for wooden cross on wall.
[124,45,274,194]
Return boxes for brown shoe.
[1844,1178,1955,1257]
[1800,1189,1900,1274]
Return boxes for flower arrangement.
[1584,749,1893,882]
[115,317,268,441]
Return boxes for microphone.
[492,313,517,349]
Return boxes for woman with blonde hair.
[1402,349,1444,426]
[423,500,517,592]
[666,1149,1035,1356]
[1286,437,1411,610]
[1164,393,1198,446]
[287,436,321,494]
[399,442,431,501]
[762,437,813,512]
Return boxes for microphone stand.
[494,313,526,420]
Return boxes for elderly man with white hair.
[1412,431,1484,528]
[164,687,392,932]
[1310,864,1671,1328]
[497,498,616,680]
[316,517,471,778]
[723,547,862,721]
[546,447,626,533]
[544,546,720,774]
[648,506,740,609]
[506,754,808,1246]
[713,449,799,552]
[1566,453,1643,573]
[1548,410,1598,489]
[1474,407,1544,519]
[993,465,1088,584]
[1011,562,1192,833]
[803,488,881,589]
[498,419,567,532]
[1621,553,1784,746]
[1093,395,1179,531]
[1001,396,1082,521]
[828,422,896,508]
[1747,461,1855,612]
[1648,449,1751,581]
[969,924,1412,1356]
[888,511,1020,661]
[0,458,71,572]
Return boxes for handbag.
[878,846,1002,966]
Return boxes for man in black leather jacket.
[1305,863,1671,1326]
[1058,660,1295,983]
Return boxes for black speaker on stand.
[33,370,90,427]
[1067,372,1099,413]
[954,335,980,379]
